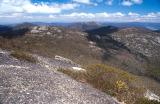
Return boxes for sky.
[0,0,160,23]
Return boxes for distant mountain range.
[32,22,160,31]
[2,22,160,31]
[102,22,160,30]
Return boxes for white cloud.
[61,12,125,19]
[121,0,143,6]
[73,0,91,4]
[22,3,79,14]
[121,1,133,6]
[73,0,97,5]
[48,12,159,22]
[63,12,96,18]
[106,0,113,5]
[49,14,55,18]
[0,0,79,14]
[128,12,140,17]
[129,12,160,22]
[95,12,110,17]
[132,0,143,4]
[143,12,160,18]
[0,0,159,23]
[112,12,125,17]
[50,12,126,22]
[1,11,159,23]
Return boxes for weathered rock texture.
[0,49,118,104]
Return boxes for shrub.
[115,80,128,92]
[58,64,145,104]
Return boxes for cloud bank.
[0,0,79,14]
[1,12,159,23]
[0,0,159,23]
[48,12,160,22]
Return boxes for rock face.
[33,54,81,71]
[111,28,160,58]
[0,49,118,104]
[87,27,160,59]
[145,90,160,102]
[109,28,160,80]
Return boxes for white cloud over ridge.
[0,12,160,23]
[60,12,125,18]
[47,12,160,22]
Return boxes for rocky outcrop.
[111,27,160,58]
[0,49,118,104]
[145,90,160,102]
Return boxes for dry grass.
[147,65,160,81]
[0,35,102,66]
[10,50,36,63]
[135,98,160,104]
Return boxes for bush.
[115,80,128,92]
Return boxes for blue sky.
[0,0,160,23]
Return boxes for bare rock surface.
[0,49,118,104]
[33,54,80,70]
[111,27,160,58]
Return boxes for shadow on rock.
[86,26,130,60]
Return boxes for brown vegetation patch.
[11,50,36,63]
